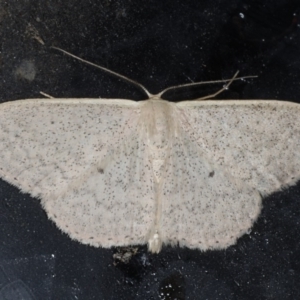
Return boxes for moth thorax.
[144,100,176,149]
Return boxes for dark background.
[0,0,300,299]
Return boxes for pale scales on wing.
[0,49,300,253]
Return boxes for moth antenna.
[157,72,257,100]
[196,71,240,101]
[51,46,153,99]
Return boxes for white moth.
[1,49,299,253]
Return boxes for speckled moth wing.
[159,100,300,250]
[160,107,261,251]
[176,100,300,196]
[0,99,156,248]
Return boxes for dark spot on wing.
[97,168,104,174]
[209,171,215,177]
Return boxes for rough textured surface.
[0,97,299,253]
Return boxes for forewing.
[0,99,155,247]
[176,100,300,196]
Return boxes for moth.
[1,48,299,253]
